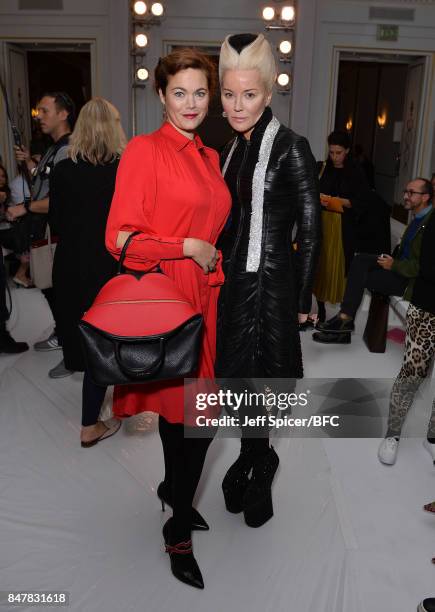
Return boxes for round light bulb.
[137,67,149,81]
[279,40,292,55]
[277,72,290,87]
[281,6,295,22]
[135,33,148,47]
[151,2,164,16]
[133,1,147,15]
[262,6,275,21]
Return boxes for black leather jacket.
[216,107,321,378]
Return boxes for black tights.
[81,371,107,427]
[158,415,213,541]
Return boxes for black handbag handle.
[114,337,166,379]
[117,231,141,274]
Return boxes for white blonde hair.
[69,97,127,165]
[219,33,277,93]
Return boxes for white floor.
[1,287,434,612]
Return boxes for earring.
[222,111,228,118]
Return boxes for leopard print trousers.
[386,303,435,438]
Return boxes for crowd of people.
[0,32,434,604]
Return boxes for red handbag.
[78,232,203,386]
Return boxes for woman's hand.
[183,238,218,274]
[320,193,330,207]
[298,313,309,324]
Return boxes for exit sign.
[377,24,399,41]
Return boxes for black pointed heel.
[222,446,256,513]
[162,518,204,589]
[243,446,279,528]
[157,482,209,531]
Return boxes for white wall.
[0,0,129,167]
[296,0,435,177]
[1,0,434,173]
[132,0,296,136]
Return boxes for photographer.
[7,91,75,376]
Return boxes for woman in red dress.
[105,49,231,589]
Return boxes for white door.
[394,57,427,206]
[0,43,31,179]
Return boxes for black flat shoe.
[222,445,256,513]
[298,317,316,332]
[157,482,209,531]
[243,446,279,528]
[312,331,351,344]
[316,314,355,333]
[162,518,204,589]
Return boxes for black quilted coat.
[216,107,321,379]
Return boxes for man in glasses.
[5,92,75,375]
[313,177,433,344]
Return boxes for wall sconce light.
[278,39,292,62]
[262,6,276,21]
[133,29,149,52]
[131,1,164,94]
[132,0,164,24]
[136,67,149,82]
[276,72,291,94]
[346,117,353,132]
[262,4,295,30]
[151,2,164,17]
[133,1,147,15]
[31,108,38,118]
[377,111,387,129]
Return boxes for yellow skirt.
[313,210,346,304]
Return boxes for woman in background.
[312,130,369,323]
[49,97,126,447]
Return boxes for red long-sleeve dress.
[105,122,231,424]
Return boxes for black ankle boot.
[157,482,209,531]
[222,443,256,513]
[162,518,204,589]
[243,446,279,528]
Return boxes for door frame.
[0,37,96,176]
[327,46,433,189]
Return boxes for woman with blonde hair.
[49,97,127,447]
[216,34,321,526]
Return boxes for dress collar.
[159,121,205,152]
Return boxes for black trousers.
[158,415,213,541]
[341,253,408,318]
[42,287,58,339]
[81,371,107,427]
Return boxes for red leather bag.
[78,232,203,386]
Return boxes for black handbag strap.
[117,231,141,274]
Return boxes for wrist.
[183,238,194,257]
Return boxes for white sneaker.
[378,437,399,465]
[423,439,435,465]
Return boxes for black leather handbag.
[78,232,203,386]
